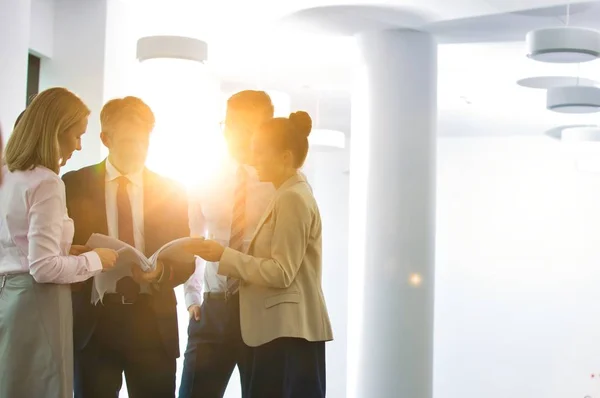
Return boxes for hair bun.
[289,111,312,137]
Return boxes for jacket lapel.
[247,173,305,250]
[89,162,109,236]
[248,197,277,244]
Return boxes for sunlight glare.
[267,90,291,117]
[136,58,226,189]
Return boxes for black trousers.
[245,337,326,398]
[74,297,176,398]
[179,294,249,398]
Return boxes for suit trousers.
[179,293,250,398]
[74,296,176,398]
[245,337,326,398]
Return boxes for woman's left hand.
[191,240,225,262]
[70,245,91,255]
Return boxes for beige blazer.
[218,173,333,347]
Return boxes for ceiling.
[133,0,600,137]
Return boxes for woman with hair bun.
[193,110,333,397]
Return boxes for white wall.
[0,0,31,133]
[40,0,108,173]
[103,0,139,101]
[314,150,351,398]
[434,136,600,398]
[29,0,54,57]
[303,148,351,398]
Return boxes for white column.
[0,0,31,132]
[347,29,437,398]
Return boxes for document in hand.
[85,233,205,271]
[85,234,205,304]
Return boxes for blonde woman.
[0,87,118,398]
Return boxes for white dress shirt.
[0,165,102,282]
[105,158,145,253]
[184,159,275,307]
[102,158,150,294]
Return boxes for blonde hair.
[100,96,155,135]
[4,87,90,174]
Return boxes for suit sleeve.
[157,181,193,288]
[218,191,311,289]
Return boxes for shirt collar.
[226,156,258,180]
[104,158,144,187]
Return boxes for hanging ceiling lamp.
[561,126,600,141]
[527,27,600,63]
[546,85,600,113]
[137,36,208,63]
[545,124,599,140]
[526,2,600,63]
[546,125,600,175]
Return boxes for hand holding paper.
[70,245,90,255]
[70,244,118,270]
[131,260,163,284]
[151,236,206,267]
[93,249,119,270]
[85,234,207,271]
[187,239,225,262]
[84,233,206,303]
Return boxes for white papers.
[85,234,205,303]
[86,234,152,270]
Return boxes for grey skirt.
[0,273,74,398]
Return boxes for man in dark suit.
[63,96,193,398]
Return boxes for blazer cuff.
[218,247,239,278]
[82,251,103,273]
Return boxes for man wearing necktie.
[179,91,275,398]
[63,97,193,398]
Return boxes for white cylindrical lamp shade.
[526,27,600,63]
[561,126,600,142]
[547,85,600,114]
[137,36,208,63]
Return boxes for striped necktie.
[226,166,247,295]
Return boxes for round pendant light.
[561,126,600,142]
[137,36,208,63]
[545,124,598,140]
[546,85,600,113]
[526,27,600,63]
[516,76,598,89]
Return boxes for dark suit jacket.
[63,161,192,358]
